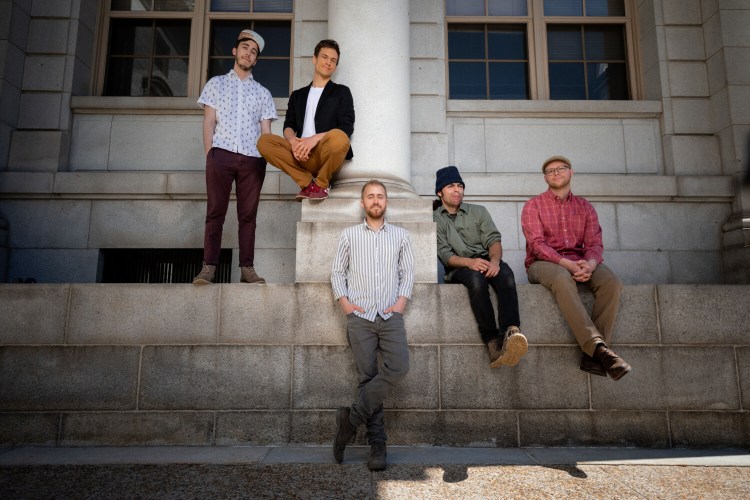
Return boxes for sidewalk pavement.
[1,446,749,498]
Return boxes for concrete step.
[0,283,748,448]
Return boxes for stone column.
[327,0,413,196]
[294,1,437,283]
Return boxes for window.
[446,0,637,100]
[97,0,293,98]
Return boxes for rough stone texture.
[60,412,215,446]
[519,411,670,448]
[1,284,748,447]
[0,412,59,446]
[8,249,100,283]
[441,346,590,410]
[591,346,740,411]
[670,411,750,448]
[0,284,68,344]
[139,345,293,410]
[215,411,291,445]
[2,199,90,248]
[0,346,140,410]
[658,285,750,344]
[67,284,219,344]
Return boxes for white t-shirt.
[301,86,324,138]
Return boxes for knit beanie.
[435,166,464,194]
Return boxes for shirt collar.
[229,69,254,82]
[543,188,573,204]
[436,203,467,216]
[362,219,389,232]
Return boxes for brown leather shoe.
[192,263,216,284]
[580,353,607,377]
[594,345,631,380]
[333,407,357,464]
[240,266,265,284]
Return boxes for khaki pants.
[257,129,350,189]
[527,261,622,356]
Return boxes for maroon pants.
[203,147,266,267]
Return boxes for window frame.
[93,0,294,98]
[445,0,641,100]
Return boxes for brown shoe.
[192,263,216,284]
[333,407,357,464]
[240,266,265,284]
[594,345,631,380]
[367,442,387,471]
[489,326,528,368]
[580,353,607,377]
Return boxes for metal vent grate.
[101,249,233,283]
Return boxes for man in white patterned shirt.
[330,180,415,471]
[192,29,277,285]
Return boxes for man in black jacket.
[258,39,354,201]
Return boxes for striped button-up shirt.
[331,220,415,322]
[198,69,277,157]
[521,188,604,270]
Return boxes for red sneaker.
[295,182,313,202]
[307,182,329,200]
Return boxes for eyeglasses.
[544,165,571,176]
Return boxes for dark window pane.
[543,0,583,16]
[488,25,526,60]
[209,58,234,78]
[254,21,291,57]
[105,57,151,96]
[587,62,628,99]
[489,62,528,99]
[210,0,248,11]
[154,0,194,11]
[209,20,291,97]
[547,25,582,60]
[254,0,292,13]
[584,25,625,60]
[110,19,153,56]
[151,57,189,96]
[112,0,153,11]
[210,21,245,56]
[488,0,528,16]
[586,0,625,16]
[253,58,290,97]
[154,21,191,56]
[446,0,485,16]
[449,61,486,99]
[549,62,586,99]
[448,24,485,60]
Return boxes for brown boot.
[333,407,357,464]
[192,263,216,284]
[367,442,387,471]
[594,345,631,380]
[488,326,528,368]
[240,266,265,284]
[580,353,607,377]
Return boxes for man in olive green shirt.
[434,166,527,368]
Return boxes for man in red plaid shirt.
[521,156,631,381]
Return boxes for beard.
[365,204,386,220]
[235,57,254,72]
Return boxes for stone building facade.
[0,0,747,284]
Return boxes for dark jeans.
[346,313,409,444]
[203,148,266,267]
[449,261,521,344]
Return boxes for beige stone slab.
[67,284,219,344]
[0,172,54,193]
[215,411,291,445]
[53,172,168,194]
[0,284,68,344]
[219,284,296,344]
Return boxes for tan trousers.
[257,129,350,189]
[527,261,623,356]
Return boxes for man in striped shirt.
[330,180,415,471]
[521,155,631,381]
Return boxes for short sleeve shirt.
[198,69,277,157]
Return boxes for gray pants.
[346,313,410,444]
